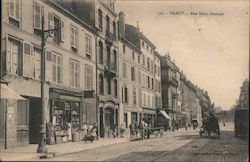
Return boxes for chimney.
[118,12,126,37]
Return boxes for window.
[48,13,64,44]
[8,0,21,27]
[138,70,141,84]
[152,96,155,108]
[131,67,135,81]
[143,94,146,106]
[98,9,102,31]
[147,57,150,70]
[132,51,135,60]
[147,76,150,88]
[142,41,144,47]
[99,41,103,64]
[148,95,150,107]
[139,89,142,106]
[70,59,79,88]
[23,43,32,77]
[70,25,78,53]
[33,47,41,79]
[142,55,145,66]
[138,55,140,64]
[108,78,111,95]
[133,88,136,105]
[85,34,92,59]
[85,65,93,90]
[114,79,117,97]
[52,53,62,83]
[106,15,110,33]
[33,2,44,36]
[7,38,22,75]
[113,21,116,40]
[123,62,127,78]
[151,78,154,89]
[123,44,126,54]
[124,87,128,104]
[113,50,117,71]
[99,74,104,94]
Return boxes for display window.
[50,100,80,131]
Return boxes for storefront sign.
[59,95,81,101]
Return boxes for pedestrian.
[67,122,72,142]
[82,122,88,136]
[135,123,138,137]
[129,123,135,138]
[93,122,98,140]
[139,118,145,140]
[119,124,125,138]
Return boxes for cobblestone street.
[42,123,248,161]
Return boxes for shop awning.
[159,110,171,120]
[0,84,26,100]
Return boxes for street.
[42,123,249,161]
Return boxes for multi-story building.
[119,22,159,127]
[62,0,120,138]
[118,12,142,128]
[160,54,179,129]
[237,79,249,110]
[1,0,97,149]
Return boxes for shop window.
[9,0,21,27]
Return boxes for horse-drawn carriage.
[199,115,221,138]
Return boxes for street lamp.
[37,16,58,153]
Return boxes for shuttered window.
[85,34,92,59]
[85,65,93,90]
[33,2,43,29]
[7,38,22,75]
[8,0,21,27]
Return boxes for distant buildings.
[237,79,249,110]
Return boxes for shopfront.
[143,108,156,127]
[48,88,83,143]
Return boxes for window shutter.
[46,51,52,82]
[60,20,64,42]
[16,0,20,20]
[23,43,31,77]
[75,29,79,48]
[9,0,15,17]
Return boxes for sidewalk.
[0,127,196,161]
[0,137,130,161]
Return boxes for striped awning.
[159,110,171,120]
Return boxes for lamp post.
[37,16,58,153]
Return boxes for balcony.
[104,62,117,78]
[168,77,178,87]
[105,31,115,45]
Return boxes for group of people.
[129,118,152,140]
[82,122,98,140]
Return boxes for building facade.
[1,0,97,148]
[62,0,120,138]
[237,79,249,110]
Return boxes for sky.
[116,0,249,110]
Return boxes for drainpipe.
[95,30,100,140]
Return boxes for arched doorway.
[104,107,114,137]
